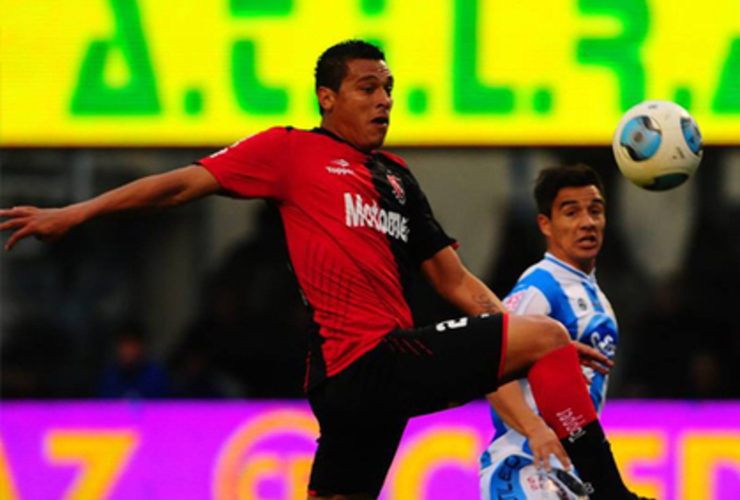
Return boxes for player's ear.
[317,86,336,114]
[537,213,552,238]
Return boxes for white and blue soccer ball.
[612,100,703,191]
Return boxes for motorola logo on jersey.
[344,193,410,242]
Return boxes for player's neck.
[547,251,596,275]
[319,121,370,153]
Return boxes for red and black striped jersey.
[198,127,455,388]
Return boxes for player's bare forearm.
[0,165,220,250]
[487,381,571,472]
[421,246,506,316]
[72,165,219,219]
[457,272,506,315]
[487,382,542,436]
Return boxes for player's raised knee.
[538,316,570,352]
[512,314,569,353]
[501,315,571,381]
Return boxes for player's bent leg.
[486,314,647,500]
[497,314,570,384]
[496,317,646,500]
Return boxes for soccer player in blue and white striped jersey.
[480,164,636,499]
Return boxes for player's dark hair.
[534,163,606,217]
[314,40,385,113]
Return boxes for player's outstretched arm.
[487,382,571,472]
[0,165,221,251]
[420,246,506,316]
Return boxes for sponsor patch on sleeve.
[503,290,527,313]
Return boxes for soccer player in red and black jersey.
[1,41,651,500]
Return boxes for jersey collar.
[544,252,597,282]
[312,127,374,155]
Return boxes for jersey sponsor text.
[344,193,409,242]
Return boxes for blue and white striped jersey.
[480,252,618,477]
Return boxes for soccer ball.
[612,100,703,191]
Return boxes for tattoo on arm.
[473,294,501,314]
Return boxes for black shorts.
[307,313,508,498]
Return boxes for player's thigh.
[387,313,506,415]
[308,413,405,498]
[499,314,570,384]
[308,367,408,498]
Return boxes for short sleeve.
[407,178,457,265]
[504,286,551,315]
[197,127,290,200]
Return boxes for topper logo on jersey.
[344,193,409,242]
[326,166,355,176]
[326,159,354,176]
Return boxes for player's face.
[538,185,605,273]
[318,58,393,152]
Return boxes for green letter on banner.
[231,41,288,114]
[231,0,290,114]
[577,0,649,111]
[453,0,515,114]
[71,0,159,115]
[713,39,740,114]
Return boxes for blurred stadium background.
[2,1,740,499]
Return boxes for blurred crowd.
[3,147,740,401]
[2,206,309,400]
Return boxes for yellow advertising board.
[3,0,740,146]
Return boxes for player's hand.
[0,206,78,251]
[572,341,612,375]
[527,418,572,473]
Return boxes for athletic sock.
[527,344,631,500]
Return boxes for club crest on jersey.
[386,174,406,205]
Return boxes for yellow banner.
[3,0,740,146]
